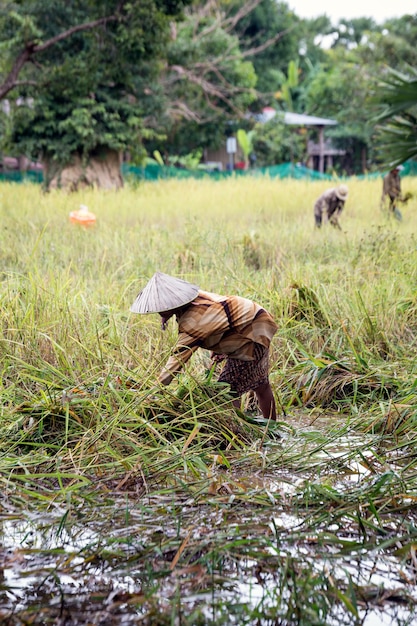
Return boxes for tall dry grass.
[3,176,417,625]
[2,176,416,364]
[1,174,417,483]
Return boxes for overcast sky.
[288,0,416,24]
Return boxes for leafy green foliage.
[236,128,254,163]
[231,0,302,95]
[274,59,303,113]
[11,89,144,166]
[353,19,417,69]
[304,56,375,173]
[372,67,417,167]
[143,6,258,159]
[168,14,257,114]
[251,116,306,166]
[1,0,191,167]
[1,1,417,174]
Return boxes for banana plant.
[236,129,255,168]
[276,59,300,112]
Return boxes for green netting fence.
[0,169,43,183]
[1,160,416,184]
[123,162,334,181]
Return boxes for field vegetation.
[1,176,417,624]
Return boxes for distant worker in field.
[381,165,408,220]
[130,272,278,420]
[314,184,349,230]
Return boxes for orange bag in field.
[69,204,96,227]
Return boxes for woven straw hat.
[335,184,349,201]
[130,272,199,314]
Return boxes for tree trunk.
[361,146,367,173]
[44,149,123,191]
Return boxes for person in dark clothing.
[314,185,349,230]
[381,166,404,220]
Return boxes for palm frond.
[371,66,417,167]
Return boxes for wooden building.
[203,108,345,173]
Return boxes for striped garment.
[158,290,278,385]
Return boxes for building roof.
[283,112,337,126]
[259,107,337,126]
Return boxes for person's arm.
[158,334,200,385]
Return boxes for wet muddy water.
[1,475,416,626]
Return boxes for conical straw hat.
[130,272,199,314]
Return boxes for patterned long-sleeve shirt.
[158,290,278,385]
[314,188,345,227]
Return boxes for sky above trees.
[287,0,416,24]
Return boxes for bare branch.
[167,101,202,122]
[186,0,264,44]
[0,47,33,100]
[170,64,245,115]
[14,80,38,88]
[186,27,290,80]
[240,26,295,58]
[33,15,118,54]
[221,0,263,33]
[163,0,294,124]
[0,13,120,100]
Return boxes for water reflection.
[0,501,416,625]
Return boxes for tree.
[145,0,310,162]
[0,0,191,98]
[302,54,374,174]
[2,0,275,185]
[331,17,378,49]
[353,17,417,69]
[142,1,263,160]
[1,0,190,189]
[230,0,302,100]
[274,59,301,112]
[163,6,257,124]
[236,128,254,167]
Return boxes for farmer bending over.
[314,184,349,230]
[130,272,278,420]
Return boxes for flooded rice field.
[2,398,417,625]
[2,451,417,626]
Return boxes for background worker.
[381,165,404,220]
[130,272,278,420]
[314,184,349,230]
